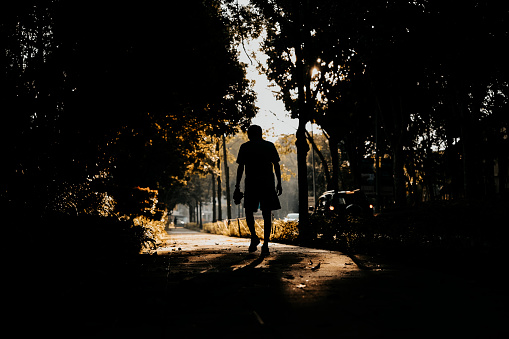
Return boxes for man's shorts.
[244,184,281,212]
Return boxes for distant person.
[234,125,282,256]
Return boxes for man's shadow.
[236,253,267,271]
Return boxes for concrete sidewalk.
[50,227,508,338]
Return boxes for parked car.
[283,213,299,222]
[315,189,373,217]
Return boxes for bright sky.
[238,39,299,141]
[235,0,318,142]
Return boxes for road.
[48,227,509,338]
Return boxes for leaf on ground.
[311,263,321,271]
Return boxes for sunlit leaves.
[2,0,258,217]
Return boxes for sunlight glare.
[311,67,320,78]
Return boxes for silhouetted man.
[235,125,282,256]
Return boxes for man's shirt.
[236,139,280,190]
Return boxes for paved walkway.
[44,227,509,338]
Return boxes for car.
[283,213,299,222]
[315,189,373,217]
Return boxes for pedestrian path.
[158,227,365,306]
[72,227,508,338]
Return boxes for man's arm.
[236,163,244,189]
[274,162,283,196]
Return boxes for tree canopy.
[2,0,257,218]
[239,0,508,214]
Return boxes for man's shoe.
[248,238,260,252]
[261,246,269,256]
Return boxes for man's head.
[247,125,263,141]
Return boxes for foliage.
[203,218,257,237]
[1,0,262,268]
[202,217,298,243]
[308,198,509,263]
[35,215,155,259]
[2,0,257,221]
[239,0,509,208]
[271,219,299,243]
[132,215,169,251]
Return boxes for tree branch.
[305,130,331,189]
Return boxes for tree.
[243,0,334,239]
[239,0,508,210]
[1,0,258,218]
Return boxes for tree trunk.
[392,139,407,207]
[216,142,222,220]
[223,135,232,221]
[295,31,310,241]
[296,124,310,238]
[306,130,331,190]
[199,200,203,228]
[295,0,312,241]
[458,96,482,199]
[329,134,340,192]
[188,202,194,223]
[373,88,407,207]
[498,154,508,196]
[346,141,363,190]
[212,172,216,222]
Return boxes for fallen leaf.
[311,263,321,271]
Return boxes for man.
[234,125,282,256]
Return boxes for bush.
[309,198,509,262]
[271,219,299,243]
[132,215,168,251]
[16,212,168,276]
[36,214,153,258]
[194,198,508,266]
[202,218,299,243]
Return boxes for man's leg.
[246,209,260,252]
[261,209,272,253]
[246,209,256,238]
